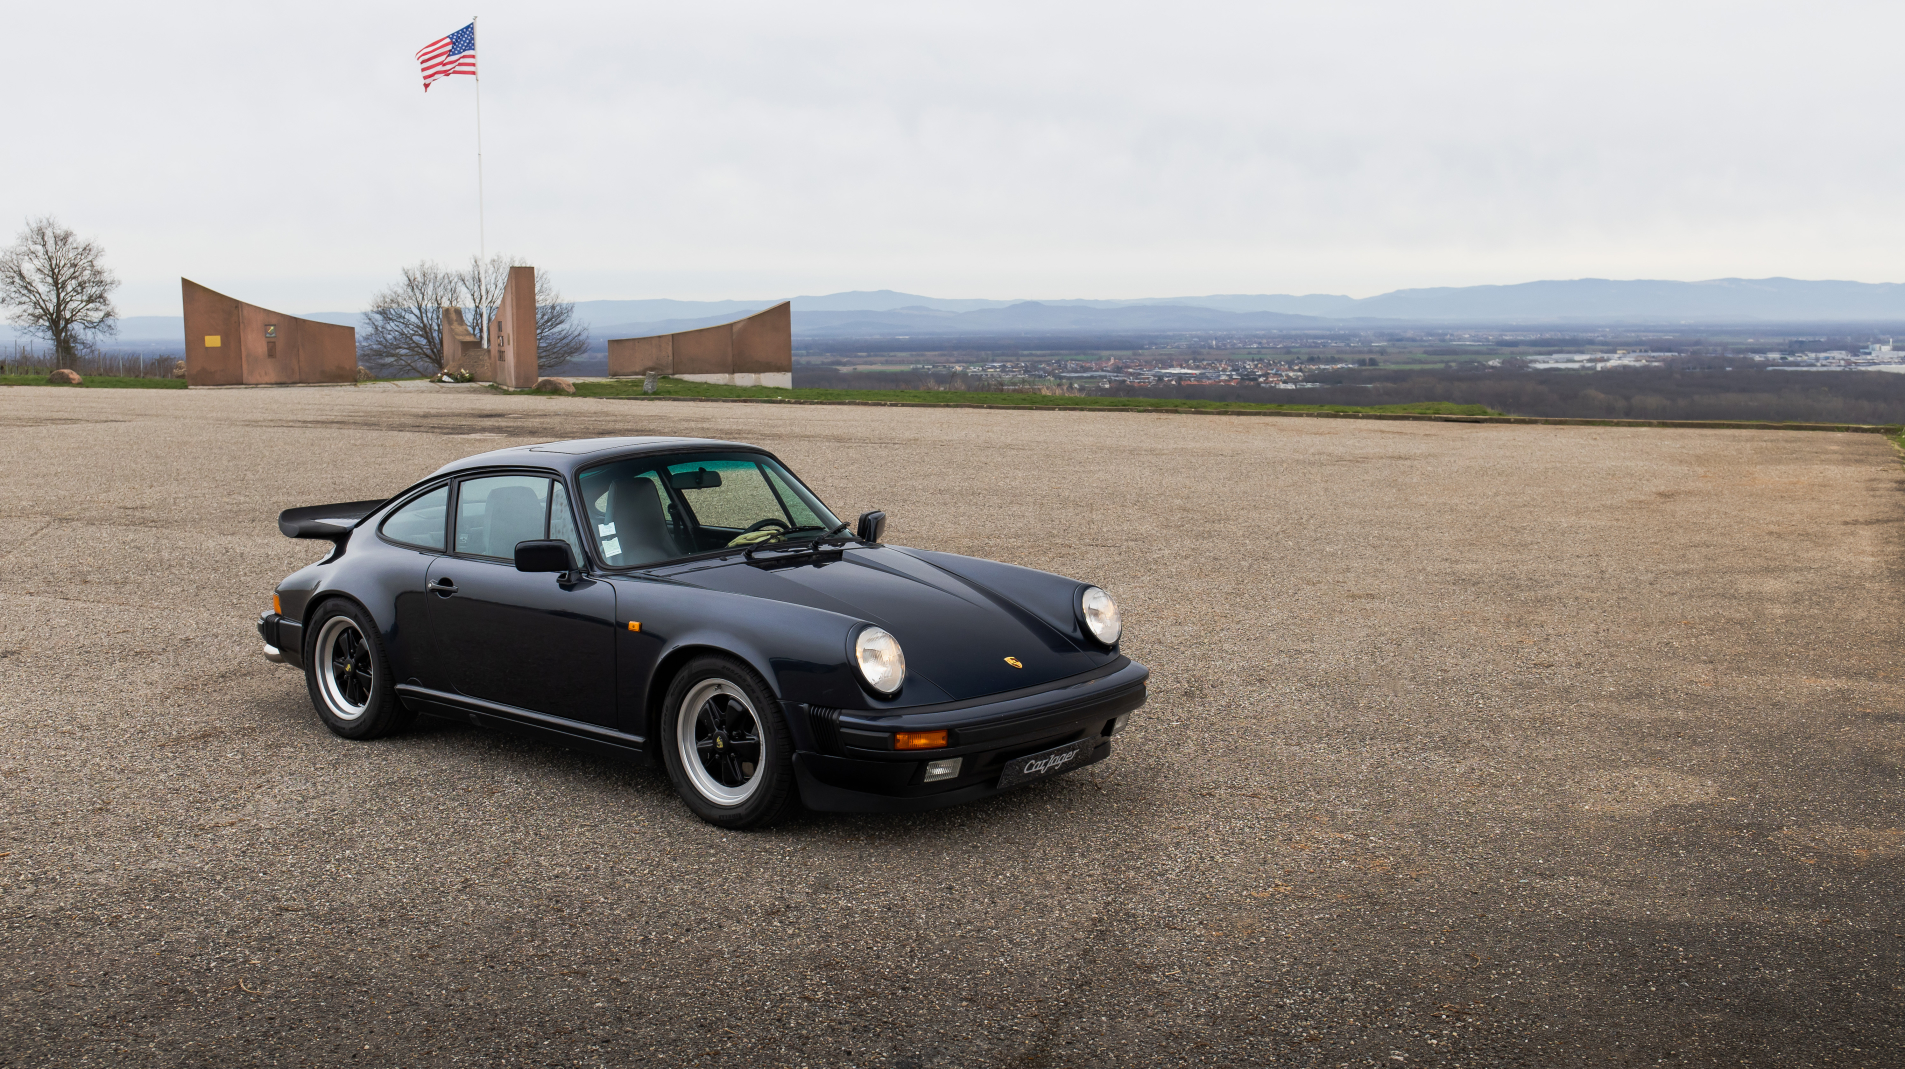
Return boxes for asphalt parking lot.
[2,385,1901,1068]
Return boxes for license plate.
[998,738,1098,788]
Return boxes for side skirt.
[396,684,647,760]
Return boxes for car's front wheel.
[303,600,409,739]
[659,655,797,829]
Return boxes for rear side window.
[380,486,449,551]
[456,475,552,559]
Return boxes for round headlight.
[853,626,906,694]
[1081,586,1122,646]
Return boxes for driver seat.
[607,478,681,565]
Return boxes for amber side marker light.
[894,730,948,750]
[627,621,641,632]
[271,593,282,615]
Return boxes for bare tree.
[458,255,588,372]
[459,254,507,348]
[360,256,591,378]
[533,271,588,371]
[357,262,460,378]
[0,217,120,369]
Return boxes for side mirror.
[855,510,887,544]
[514,540,578,574]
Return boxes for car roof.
[429,436,769,478]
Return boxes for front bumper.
[256,612,304,669]
[791,658,1147,813]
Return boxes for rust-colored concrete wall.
[731,301,791,374]
[440,307,491,381]
[182,280,243,386]
[604,302,792,379]
[181,279,356,387]
[670,322,733,376]
[606,335,672,376]
[490,266,540,389]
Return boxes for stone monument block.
[440,307,491,381]
[181,279,356,387]
[490,265,540,390]
[605,301,792,388]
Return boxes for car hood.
[662,546,1110,701]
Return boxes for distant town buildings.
[1527,352,1677,369]
[934,355,1354,389]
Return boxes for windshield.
[576,451,843,568]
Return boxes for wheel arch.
[642,639,783,757]
[298,591,385,657]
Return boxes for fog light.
[894,730,948,750]
[1106,714,1130,736]
[923,757,963,782]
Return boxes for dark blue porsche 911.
[257,436,1147,828]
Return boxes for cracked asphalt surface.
[1,385,1902,1068]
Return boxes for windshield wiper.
[775,521,850,539]
[757,521,854,546]
[741,522,858,566]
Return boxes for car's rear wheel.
[659,655,797,829]
[304,600,409,739]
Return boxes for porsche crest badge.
[1004,656,1023,668]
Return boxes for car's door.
[374,483,454,687]
[425,472,619,726]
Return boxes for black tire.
[303,599,411,740]
[658,655,798,829]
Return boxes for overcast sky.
[6,1,1900,314]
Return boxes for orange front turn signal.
[627,621,641,632]
[894,730,948,750]
[272,593,282,615]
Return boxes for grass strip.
[564,378,1497,416]
[0,375,186,389]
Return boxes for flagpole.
[473,14,486,266]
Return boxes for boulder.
[533,377,576,395]
[171,361,188,379]
[47,369,82,385]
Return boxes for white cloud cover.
[3,0,1897,313]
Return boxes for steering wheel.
[727,518,789,547]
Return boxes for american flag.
[417,23,477,92]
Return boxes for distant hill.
[589,280,1905,332]
[1343,278,1905,322]
[784,303,1325,336]
[19,278,1905,352]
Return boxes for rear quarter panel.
[278,531,445,688]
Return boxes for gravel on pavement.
[1,386,1901,1068]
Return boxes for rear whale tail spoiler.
[277,499,388,540]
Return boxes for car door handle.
[430,577,458,597]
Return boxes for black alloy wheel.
[659,655,797,829]
[328,626,374,709]
[689,687,763,795]
[303,599,410,740]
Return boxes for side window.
[591,470,672,565]
[380,485,449,551]
[455,475,551,559]
[549,481,582,563]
